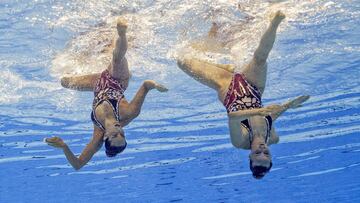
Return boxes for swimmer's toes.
[155,84,168,92]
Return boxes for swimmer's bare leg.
[176,57,232,102]
[191,22,227,53]
[241,11,285,94]
[125,80,168,119]
[108,17,130,87]
[61,73,100,91]
[193,59,235,73]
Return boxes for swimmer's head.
[249,144,272,179]
[104,123,127,157]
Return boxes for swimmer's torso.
[91,69,133,130]
[236,116,278,149]
[223,73,278,149]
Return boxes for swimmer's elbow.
[270,136,279,145]
[230,137,247,149]
[71,160,85,171]
[231,141,242,149]
[73,164,83,171]
[274,136,280,144]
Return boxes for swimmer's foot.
[116,17,128,35]
[144,80,168,92]
[154,83,168,92]
[271,11,285,26]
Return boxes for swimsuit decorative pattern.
[223,73,262,113]
[91,70,126,130]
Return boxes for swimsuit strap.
[108,99,120,122]
[248,120,254,145]
[264,115,272,144]
[91,111,105,131]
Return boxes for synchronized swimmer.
[177,11,309,178]
[45,18,168,170]
[46,11,309,178]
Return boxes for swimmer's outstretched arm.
[266,95,310,121]
[124,80,168,120]
[228,95,310,121]
[60,73,100,91]
[45,127,103,170]
[228,108,270,121]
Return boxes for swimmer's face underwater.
[104,123,127,157]
[249,143,272,179]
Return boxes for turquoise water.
[1,0,360,202]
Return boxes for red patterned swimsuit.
[223,73,272,143]
[91,70,126,131]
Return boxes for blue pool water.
[0,0,359,202]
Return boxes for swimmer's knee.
[176,58,188,68]
[60,77,70,88]
[177,57,193,68]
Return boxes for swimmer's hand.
[284,95,310,109]
[44,137,66,149]
[144,80,168,92]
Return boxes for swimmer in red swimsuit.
[177,11,309,179]
[45,18,168,170]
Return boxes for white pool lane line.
[288,163,360,178]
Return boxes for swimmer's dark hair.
[104,138,127,157]
[249,160,273,179]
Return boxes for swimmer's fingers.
[44,137,66,148]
